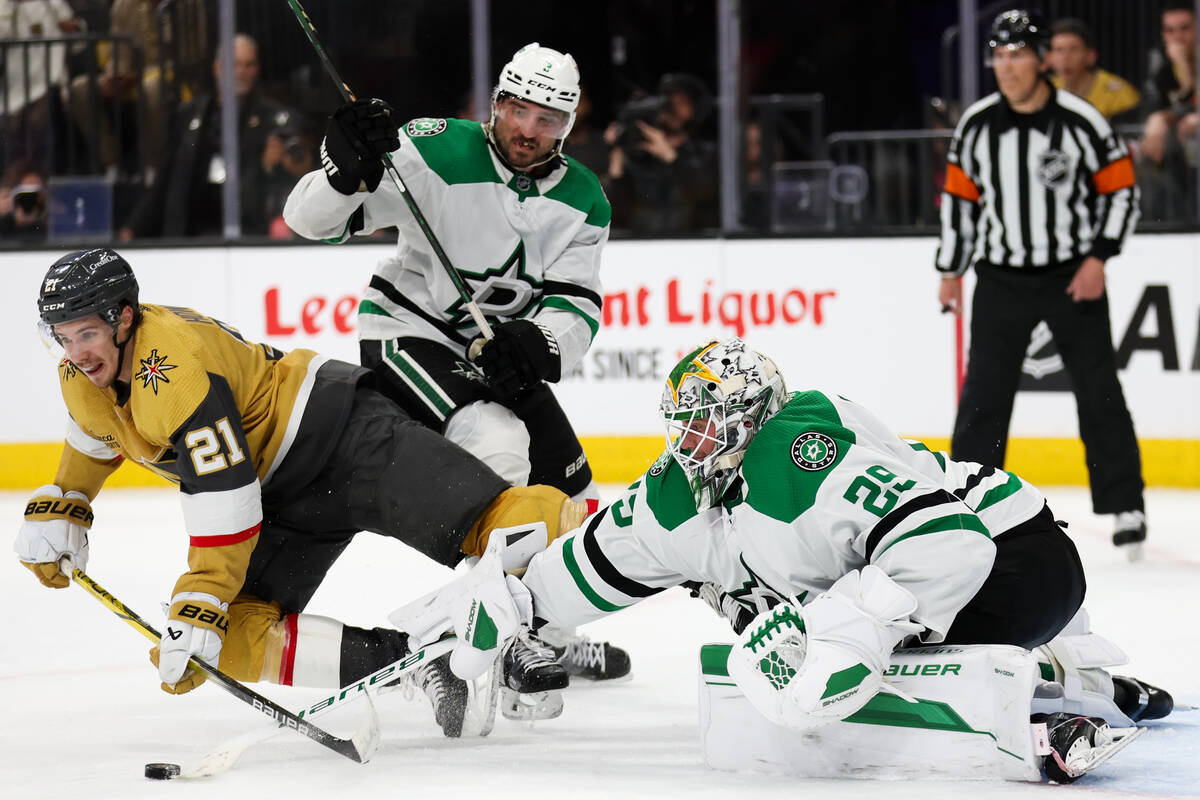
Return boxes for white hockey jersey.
[523,390,1047,641]
[283,118,610,369]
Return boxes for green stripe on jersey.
[562,535,628,612]
[742,391,855,522]
[976,471,1023,511]
[643,454,702,531]
[546,155,612,227]
[540,295,600,339]
[876,513,991,558]
[405,119,501,186]
[359,299,394,318]
[907,440,946,471]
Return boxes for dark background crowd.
[2,0,1197,245]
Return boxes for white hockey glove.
[15,484,92,589]
[389,525,537,681]
[726,565,921,732]
[151,592,229,695]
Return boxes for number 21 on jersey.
[185,417,247,475]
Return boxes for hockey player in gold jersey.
[15,247,588,737]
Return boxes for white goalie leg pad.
[1035,608,1134,727]
[444,401,532,486]
[288,614,345,687]
[727,566,921,731]
[702,643,1046,781]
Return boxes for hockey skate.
[500,627,569,721]
[1112,511,1146,562]
[1112,675,1174,722]
[1033,712,1145,784]
[409,651,499,738]
[549,633,632,681]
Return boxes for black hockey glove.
[473,319,561,398]
[321,98,400,195]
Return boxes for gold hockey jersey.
[52,303,355,605]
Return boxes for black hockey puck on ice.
[144,763,181,780]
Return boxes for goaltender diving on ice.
[413,337,1173,780]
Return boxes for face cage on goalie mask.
[665,401,753,508]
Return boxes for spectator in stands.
[0,159,48,244]
[0,0,83,169]
[605,73,717,235]
[66,0,169,177]
[120,33,295,239]
[563,86,608,178]
[1138,2,1197,221]
[1048,18,1140,123]
[740,118,768,230]
[262,123,316,240]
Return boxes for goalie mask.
[661,339,788,509]
[486,43,580,170]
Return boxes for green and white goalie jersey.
[522,390,1047,641]
[283,118,610,368]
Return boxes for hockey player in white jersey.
[449,337,1169,779]
[282,44,627,710]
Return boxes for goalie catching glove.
[726,565,922,731]
[16,484,92,588]
[321,97,400,195]
[149,592,229,694]
[470,320,561,398]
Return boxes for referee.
[935,9,1147,558]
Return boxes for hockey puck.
[144,762,181,780]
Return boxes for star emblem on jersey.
[135,349,177,394]
[443,241,541,332]
[791,432,837,471]
[405,118,447,137]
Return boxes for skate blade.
[1061,725,1145,777]
[1121,542,1145,563]
[500,688,564,721]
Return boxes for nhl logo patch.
[791,432,836,471]
[515,174,533,192]
[1037,149,1071,189]
[405,118,447,137]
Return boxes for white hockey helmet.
[661,338,788,509]
[496,42,581,115]
[488,43,580,168]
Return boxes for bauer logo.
[791,432,836,471]
[406,118,447,137]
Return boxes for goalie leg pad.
[1035,607,1136,727]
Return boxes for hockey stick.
[284,0,494,340]
[71,568,377,765]
[182,636,456,778]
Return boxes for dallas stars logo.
[135,349,177,394]
[443,242,541,331]
[791,432,837,471]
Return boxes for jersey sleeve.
[282,167,374,243]
[53,416,122,500]
[158,373,263,606]
[935,110,983,275]
[522,475,686,627]
[1082,118,1140,260]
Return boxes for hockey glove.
[686,581,756,634]
[472,319,561,398]
[151,591,229,694]
[726,566,921,732]
[321,98,400,195]
[16,484,92,588]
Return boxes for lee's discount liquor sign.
[233,238,960,437]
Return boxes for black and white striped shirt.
[936,83,1139,274]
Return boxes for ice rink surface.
[2,485,1197,799]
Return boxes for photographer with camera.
[605,72,718,235]
[0,159,47,245]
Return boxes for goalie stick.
[180,636,457,778]
[284,0,494,340]
[71,568,377,766]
